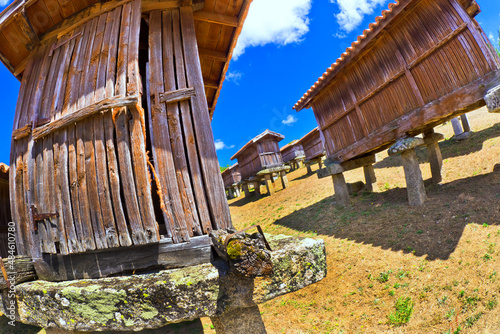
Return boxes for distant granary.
[222,163,242,199]
[280,140,305,170]
[231,130,290,198]
[296,127,326,174]
[295,0,500,207]
[0,164,11,258]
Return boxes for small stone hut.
[0,0,252,280]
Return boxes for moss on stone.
[226,240,242,260]
[140,304,159,320]
[60,285,127,325]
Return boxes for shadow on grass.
[274,168,500,261]
[374,123,500,169]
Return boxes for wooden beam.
[141,0,189,12]
[12,122,31,140]
[39,0,133,43]
[204,78,219,89]
[159,87,196,104]
[199,48,227,62]
[14,9,39,49]
[33,236,211,281]
[193,10,238,27]
[0,256,36,290]
[33,95,138,140]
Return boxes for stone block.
[486,85,500,113]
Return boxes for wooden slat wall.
[148,6,232,238]
[281,144,305,163]
[9,0,159,256]
[237,145,261,180]
[299,129,325,161]
[312,0,498,160]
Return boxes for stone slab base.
[0,235,326,332]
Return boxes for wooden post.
[242,183,250,198]
[332,173,350,207]
[280,171,289,189]
[401,149,427,206]
[306,162,312,174]
[363,165,377,192]
[264,174,275,196]
[460,114,471,133]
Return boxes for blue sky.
[0,0,499,167]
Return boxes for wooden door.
[147,6,232,243]
[10,0,159,258]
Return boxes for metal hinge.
[31,205,58,232]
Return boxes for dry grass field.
[202,107,500,333]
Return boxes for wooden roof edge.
[0,163,9,176]
[208,0,252,117]
[230,129,285,160]
[294,0,481,112]
[296,127,319,145]
[293,0,411,111]
[280,140,299,152]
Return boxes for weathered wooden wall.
[296,0,500,163]
[233,133,285,180]
[298,128,325,161]
[222,164,241,188]
[281,143,305,164]
[0,165,11,258]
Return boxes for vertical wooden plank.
[180,6,232,230]
[50,34,79,255]
[76,17,100,250]
[66,20,95,251]
[104,7,132,247]
[172,8,212,234]
[127,0,160,242]
[82,13,108,249]
[165,9,202,236]
[115,2,147,245]
[149,10,190,243]
[94,10,120,248]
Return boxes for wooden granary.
[0,164,11,258]
[280,140,305,170]
[296,127,326,174]
[221,163,241,199]
[231,129,290,198]
[295,0,500,206]
[0,0,251,280]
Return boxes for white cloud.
[233,0,312,59]
[282,115,298,126]
[489,31,497,44]
[225,71,242,85]
[0,0,12,7]
[215,140,235,151]
[332,0,389,35]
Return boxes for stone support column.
[306,162,312,175]
[227,188,234,199]
[332,173,350,207]
[264,174,275,196]
[318,159,323,169]
[243,183,250,198]
[363,165,377,192]
[254,181,261,199]
[401,149,427,206]
[460,114,471,133]
[423,130,444,184]
[451,117,464,136]
[280,171,289,189]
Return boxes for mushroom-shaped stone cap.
[485,85,500,113]
[388,137,425,156]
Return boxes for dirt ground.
[201,107,500,333]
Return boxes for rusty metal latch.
[31,205,58,232]
[223,225,272,251]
